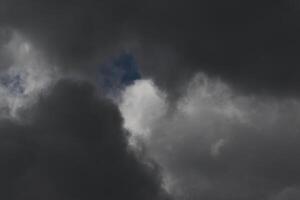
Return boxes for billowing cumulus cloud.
[120,75,300,200]
[0,79,169,199]
[0,10,171,200]
[120,79,167,138]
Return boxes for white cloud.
[119,79,167,138]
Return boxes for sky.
[1,0,300,199]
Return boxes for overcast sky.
[1,0,300,199]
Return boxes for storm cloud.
[1,0,300,95]
[1,1,300,200]
[0,79,168,200]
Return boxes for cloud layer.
[1,0,300,96]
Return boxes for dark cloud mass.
[2,1,300,200]
[130,0,300,96]
[0,79,168,200]
[1,0,300,95]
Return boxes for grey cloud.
[271,187,300,200]
[1,1,300,199]
[123,77,300,200]
[130,0,300,96]
[0,0,132,76]
[1,0,300,96]
[0,79,169,200]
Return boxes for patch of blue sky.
[98,52,141,94]
[0,73,24,95]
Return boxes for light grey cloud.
[120,74,300,200]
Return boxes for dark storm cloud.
[0,79,168,200]
[1,0,300,95]
[1,0,300,199]
[130,0,300,96]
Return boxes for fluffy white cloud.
[119,79,167,138]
